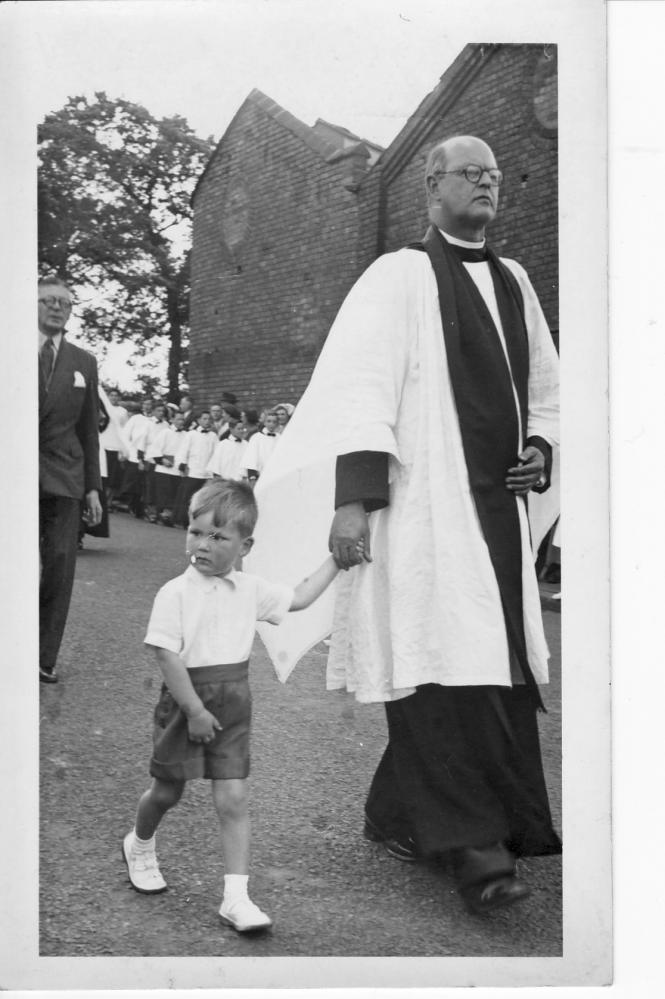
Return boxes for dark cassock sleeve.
[335,451,390,511]
[526,434,553,493]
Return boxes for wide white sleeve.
[145,424,164,461]
[243,433,260,473]
[247,252,416,682]
[296,251,414,460]
[144,581,184,654]
[503,258,560,447]
[176,430,194,467]
[206,441,224,477]
[253,576,295,625]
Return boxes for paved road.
[40,512,561,959]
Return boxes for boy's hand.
[187,707,223,744]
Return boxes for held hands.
[186,706,223,744]
[505,446,546,496]
[329,502,373,571]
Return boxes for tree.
[38,93,216,398]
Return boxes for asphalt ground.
[39,511,562,959]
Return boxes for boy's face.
[229,420,247,441]
[172,413,185,430]
[198,412,211,430]
[186,510,253,577]
[264,413,278,433]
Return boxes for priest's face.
[428,137,499,240]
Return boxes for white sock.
[132,829,156,852]
[223,874,249,903]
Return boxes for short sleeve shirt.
[145,566,294,667]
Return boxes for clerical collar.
[437,227,486,251]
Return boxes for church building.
[188,42,558,409]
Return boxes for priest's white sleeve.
[245,252,414,681]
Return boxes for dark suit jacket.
[39,337,102,499]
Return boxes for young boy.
[206,418,248,481]
[122,479,355,933]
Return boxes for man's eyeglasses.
[434,165,503,187]
[39,296,72,310]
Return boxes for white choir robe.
[148,425,186,477]
[245,248,560,701]
[123,413,154,462]
[206,438,249,481]
[244,430,278,476]
[177,428,216,479]
[98,386,131,460]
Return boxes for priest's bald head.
[425,136,502,242]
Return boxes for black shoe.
[461,874,530,915]
[363,815,419,862]
[39,666,58,684]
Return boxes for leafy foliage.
[38,93,216,397]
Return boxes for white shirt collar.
[437,227,486,251]
[38,331,63,352]
[184,564,238,590]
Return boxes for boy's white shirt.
[145,565,294,668]
[245,247,559,699]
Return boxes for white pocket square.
[73,371,86,388]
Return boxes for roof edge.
[378,43,501,184]
[192,88,343,204]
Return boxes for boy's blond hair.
[189,479,258,536]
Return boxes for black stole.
[413,226,543,711]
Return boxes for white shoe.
[122,831,167,894]
[219,896,272,933]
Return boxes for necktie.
[448,242,488,263]
[40,339,55,385]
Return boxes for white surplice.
[245,247,559,701]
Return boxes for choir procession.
[97,390,292,540]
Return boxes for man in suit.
[39,276,103,683]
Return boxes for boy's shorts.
[150,662,251,782]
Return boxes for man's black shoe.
[39,666,58,684]
[461,874,530,915]
[363,815,419,862]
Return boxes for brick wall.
[189,98,368,412]
[381,44,558,335]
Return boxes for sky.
[8,0,474,389]
[18,0,463,150]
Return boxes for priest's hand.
[505,446,546,496]
[329,501,372,570]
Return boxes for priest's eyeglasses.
[39,296,72,310]
[434,165,503,186]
